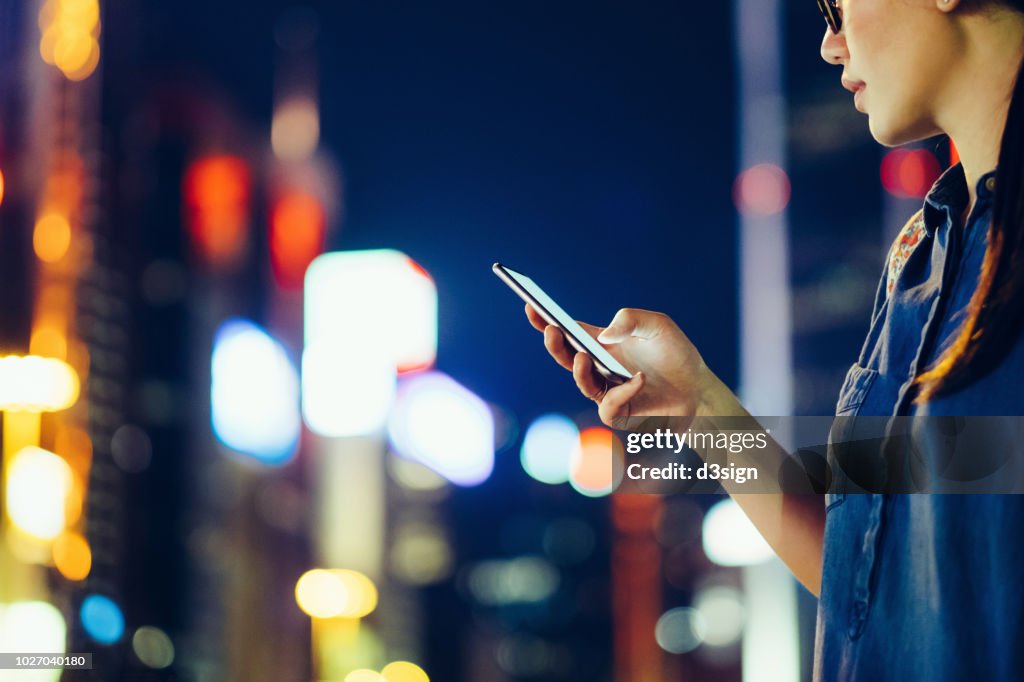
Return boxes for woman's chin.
[867,113,936,149]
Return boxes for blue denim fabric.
[814,164,1024,680]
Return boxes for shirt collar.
[921,162,998,235]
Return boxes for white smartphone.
[493,262,633,386]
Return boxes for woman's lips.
[841,77,866,93]
[842,78,867,111]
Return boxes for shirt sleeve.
[856,208,925,364]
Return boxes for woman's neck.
[942,10,1024,217]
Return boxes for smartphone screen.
[493,263,633,383]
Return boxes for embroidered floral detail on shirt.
[886,210,925,296]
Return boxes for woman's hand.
[525,304,718,427]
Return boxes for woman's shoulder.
[885,209,926,298]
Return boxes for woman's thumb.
[597,309,660,343]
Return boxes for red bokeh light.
[880,149,942,199]
[269,191,325,289]
[183,156,251,269]
[733,163,791,216]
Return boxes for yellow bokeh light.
[30,326,68,360]
[39,0,100,80]
[296,569,346,618]
[53,531,91,581]
[295,568,378,619]
[381,661,430,682]
[56,0,99,30]
[34,213,72,263]
[332,569,378,618]
[54,30,92,72]
[5,447,73,541]
[61,37,99,82]
[345,671,383,682]
[39,24,59,64]
[64,475,84,526]
[0,355,80,412]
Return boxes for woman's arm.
[698,371,825,596]
[527,305,825,596]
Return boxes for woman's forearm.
[693,370,826,596]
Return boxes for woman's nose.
[820,27,848,65]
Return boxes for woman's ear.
[938,0,961,13]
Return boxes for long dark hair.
[914,0,1024,402]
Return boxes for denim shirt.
[814,164,1024,680]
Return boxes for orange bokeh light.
[270,191,325,289]
[53,531,92,581]
[184,156,251,269]
[34,212,72,263]
[569,426,623,497]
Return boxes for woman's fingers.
[598,372,645,426]
[572,352,606,401]
[544,325,576,371]
[526,304,606,341]
[573,352,646,423]
[525,303,547,332]
[577,321,605,340]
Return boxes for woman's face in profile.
[821,0,957,146]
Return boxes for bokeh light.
[388,371,494,487]
[295,569,379,619]
[81,594,126,645]
[693,585,745,648]
[183,155,251,269]
[269,190,325,289]
[304,250,438,376]
[0,355,80,412]
[881,148,942,199]
[521,413,578,485]
[272,96,320,161]
[303,249,442,436]
[0,601,66,681]
[110,424,153,473]
[53,530,92,581]
[701,498,773,567]
[346,671,384,682]
[655,607,706,654]
[132,626,175,669]
[568,427,622,497]
[38,0,101,81]
[390,521,453,586]
[302,336,396,437]
[33,212,72,263]
[211,318,300,465]
[467,556,560,606]
[30,326,68,359]
[6,446,73,540]
[733,163,791,215]
[381,661,430,682]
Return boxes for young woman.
[526,0,1024,678]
